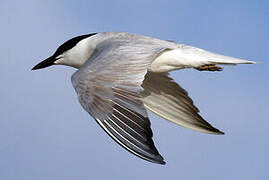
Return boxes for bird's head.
[32,33,97,70]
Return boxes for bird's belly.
[148,49,203,72]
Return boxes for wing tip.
[214,130,225,135]
[159,160,166,165]
[153,154,166,165]
[208,127,225,135]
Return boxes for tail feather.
[150,44,256,73]
[207,54,256,65]
[178,44,256,67]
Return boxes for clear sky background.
[1,0,268,179]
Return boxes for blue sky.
[1,0,268,179]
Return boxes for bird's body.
[33,32,255,164]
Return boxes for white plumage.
[32,32,256,164]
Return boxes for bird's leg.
[195,64,223,71]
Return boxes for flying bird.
[32,32,255,164]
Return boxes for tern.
[32,32,255,164]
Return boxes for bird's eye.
[55,55,63,60]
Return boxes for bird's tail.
[180,44,257,66]
[207,54,256,65]
[150,45,256,72]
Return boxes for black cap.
[32,33,97,70]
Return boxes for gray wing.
[141,72,224,135]
[71,38,168,164]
